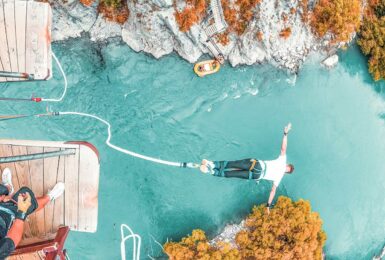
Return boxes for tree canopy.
[357,0,385,81]
[311,0,361,43]
[174,0,208,32]
[164,196,326,260]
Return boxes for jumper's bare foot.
[200,159,208,173]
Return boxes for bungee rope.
[41,52,67,102]
[0,52,67,103]
[59,111,199,168]
[0,53,200,169]
[0,110,200,168]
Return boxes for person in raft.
[0,168,65,259]
[200,123,294,212]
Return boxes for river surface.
[1,38,385,259]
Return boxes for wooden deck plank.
[25,0,38,79]
[52,149,65,231]
[0,56,6,81]
[64,146,80,230]
[11,145,33,240]
[78,145,99,232]
[0,0,11,81]
[9,251,43,260]
[15,0,27,74]
[26,146,45,238]
[19,253,38,260]
[18,232,55,247]
[46,4,52,80]
[25,1,50,80]
[3,0,18,74]
[43,147,60,235]
[0,139,79,149]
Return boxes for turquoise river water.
[1,38,385,259]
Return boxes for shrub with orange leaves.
[174,0,208,32]
[164,197,326,260]
[310,0,361,43]
[164,229,240,259]
[216,0,261,45]
[279,27,292,39]
[98,0,129,24]
[80,0,94,7]
[216,32,230,45]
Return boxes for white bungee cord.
[121,224,141,260]
[58,111,199,168]
[42,52,68,102]
[1,52,200,168]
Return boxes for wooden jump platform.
[0,0,52,82]
[0,139,100,259]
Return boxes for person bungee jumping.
[199,123,294,213]
[0,168,65,259]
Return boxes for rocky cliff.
[51,0,333,73]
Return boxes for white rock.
[210,221,246,247]
[322,54,339,69]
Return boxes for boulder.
[322,54,339,69]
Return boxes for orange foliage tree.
[164,230,240,259]
[357,0,385,81]
[311,0,361,43]
[215,0,261,45]
[279,27,292,39]
[174,0,208,32]
[164,196,326,260]
[98,0,129,24]
[221,0,261,37]
[80,0,95,7]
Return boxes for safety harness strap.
[248,159,257,180]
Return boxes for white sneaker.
[1,168,14,194]
[48,182,65,201]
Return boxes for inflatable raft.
[194,60,220,77]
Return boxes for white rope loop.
[42,52,67,102]
[121,224,141,260]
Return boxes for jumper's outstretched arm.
[280,123,292,156]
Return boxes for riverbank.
[51,0,338,73]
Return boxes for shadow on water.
[339,43,385,99]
